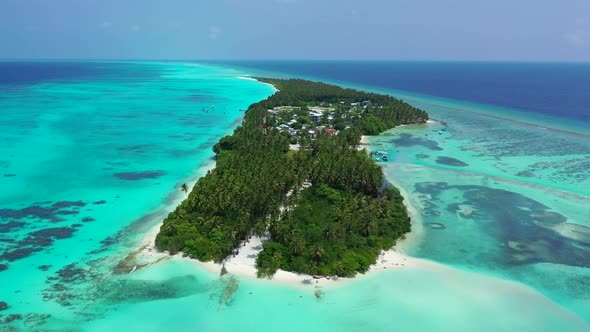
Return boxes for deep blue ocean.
[4,61,589,124]
[214,61,590,124]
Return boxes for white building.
[309,111,323,123]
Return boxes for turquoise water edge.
[1,62,589,331]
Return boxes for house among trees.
[309,111,323,123]
[325,129,338,136]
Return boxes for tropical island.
[155,78,428,278]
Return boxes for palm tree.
[253,219,267,237]
[180,183,189,196]
[324,227,338,241]
[364,220,379,236]
[290,236,305,255]
[312,246,325,263]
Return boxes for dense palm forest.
[155,79,427,277]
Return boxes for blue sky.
[0,0,589,61]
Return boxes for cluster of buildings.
[270,105,342,138]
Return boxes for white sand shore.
[357,135,371,151]
[137,222,430,290]
[382,168,427,254]
[237,76,278,92]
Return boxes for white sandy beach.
[137,221,430,290]
[357,135,371,151]
[237,76,279,92]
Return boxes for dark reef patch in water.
[390,133,443,151]
[0,301,8,311]
[2,313,22,324]
[100,236,116,246]
[82,217,95,223]
[0,264,8,272]
[0,221,26,233]
[24,227,76,243]
[3,174,16,177]
[415,181,589,268]
[52,201,86,209]
[0,227,77,262]
[0,206,61,222]
[114,170,166,180]
[38,265,51,271]
[436,156,468,167]
[516,170,536,177]
[0,247,42,262]
[415,154,430,159]
[54,210,79,216]
[57,264,87,283]
[92,200,107,205]
[0,201,86,223]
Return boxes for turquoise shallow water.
[0,62,276,329]
[1,61,589,331]
[85,259,589,332]
[372,99,590,321]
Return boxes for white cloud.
[131,25,141,32]
[100,21,112,29]
[209,26,221,40]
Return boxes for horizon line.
[1,58,590,64]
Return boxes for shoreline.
[118,76,275,253]
[237,76,279,93]
[134,131,432,290]
[137,221,431,290]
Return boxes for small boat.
[129,265,137,273]
[382,155,389,161]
